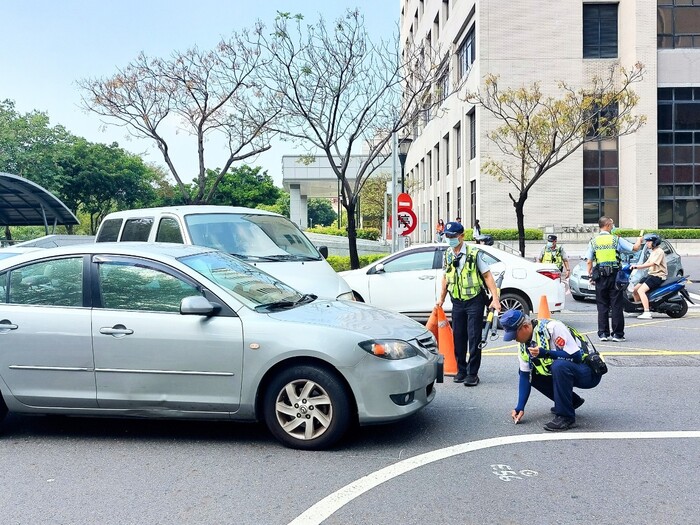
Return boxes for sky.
[1,0,399,186]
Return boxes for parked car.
[569,239,684,301]
[95,206,353,301]
[340,243,566,321]
[0,243,442,450]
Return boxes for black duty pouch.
[583,337,608,375]
[590,266,601,282]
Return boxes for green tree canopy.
[202,165,281,208]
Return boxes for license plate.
[587,280,596,290]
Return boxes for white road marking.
[289,431,700,525]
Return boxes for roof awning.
[0,172,79,228]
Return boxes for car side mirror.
[374,263,385,274]
[318,246,329,259]
[180,295,219,316]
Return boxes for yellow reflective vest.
[444,245,483,300]
[591,234,620,267]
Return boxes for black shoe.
[544,415,577,432]
[453,373,467,383]
[463,375,480,387]
[551,398,585,413]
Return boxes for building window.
[458,26,475,78]
[437,196,440,222]
[468,110,476,159]
[470,180,477,226]
[657,87,700,227]
[435,143,440,181]
[455,122,462,168]
[426,152,431,186]
[446,192,451,220]
[658,0,700,49]
[583,3,618,58]
[583,138,619,224]
[437,66,449,105]
[457,186,462,220]
[444,133,450,175]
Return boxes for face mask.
[546,242,553,248]
[447,237,460,248]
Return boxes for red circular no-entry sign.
[397,209,417,236]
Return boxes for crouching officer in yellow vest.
[437,221,501,387]
[501,309,601,432]
[537,234,570,280]
[586,216,643,342]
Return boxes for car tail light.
[537,269,562,281]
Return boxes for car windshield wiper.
[230,253,280,262]
[261,254,320,262]
[254,294,316,313]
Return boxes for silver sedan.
[0,243,442,450]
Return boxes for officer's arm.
[437,274,448,306]
[481,270,501,311]
[514,370,531,412]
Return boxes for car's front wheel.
[264,365,352,450]
[572,293,587,302]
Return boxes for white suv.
[96,206,353,300]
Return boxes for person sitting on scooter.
[631,234,667,319]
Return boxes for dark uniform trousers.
[530,360,601,419]
[595,271,624,338]
[451,291,486,377]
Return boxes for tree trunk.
[345,200,360,269]
[515,199,526,257]
[4,226,11,243]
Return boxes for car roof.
[0,242,217,269]
[101,205,281,220]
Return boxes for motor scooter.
[617,264,692,318]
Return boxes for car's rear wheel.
[0,393,7,423]
[264,365,351,450]
[499,292,530,315]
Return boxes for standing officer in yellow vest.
[586,216,643,342]
[537,234,570,280]
[437,221,501,386]
[501,309,601,431]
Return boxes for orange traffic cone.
[537,295,551,320]
[436,306,458,376]
[426,307,439,340]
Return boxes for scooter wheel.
[666,300,688,319]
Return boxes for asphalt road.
[1,259,699,525]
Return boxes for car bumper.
[348,352,442,424]
[570,275,596,299]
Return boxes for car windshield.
[179,250,306,309]
[184,213,321,261]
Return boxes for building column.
[289,184,309,229]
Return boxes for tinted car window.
[121,218,154,242]
[0,271,6,301]
[96,218,123,242]
[98,261,198,313]
[155,217,184,243]
[382,250,436,273]
[661,241,673,255]
[7,258,83,307]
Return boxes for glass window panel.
[583,202,600,223]
[121,218,153,242]
[602,187,619,199]
[658,200,673,227]
[695,185,700,196]
[657,7,673,36]
[658,104,673,130]
[583,170,600,186]
[600,150,618,167]
[675,145,694,163]
[695,165,700,181]
[674,7,700,33]
[658,145,674,163]
[695,132,700,143]
[695,88,700,100]
[600,202,619,224]
[583,150,599,167]
[675,132,694,144]
[675,0,693,6]
[659,165,674,183]
[675,35,695,47]
[155,218,184,243]
[658,185,675,197]
[675,103,700,129]
[601,170,619,186]
[675,88,694,101]
[383,250,437,273]
[674,199,700,226]
[658,132,673,144]
[676,165,694,182]
[675,185,694,196]
[8,258,83,307]
[658,88,674,101]
[584,188,600,200]
[658,35,674,48]
[599,138,618,150]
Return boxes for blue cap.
[501,309,526,342]
[444,222,464,237]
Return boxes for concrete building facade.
[400,0,700,238]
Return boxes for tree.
[308,198,336,227]
[57,140,159,233]
[465,63,646,256]
[255,10,456,268]
[78,30,277,205]
[257,192,290,217]
[203,165,280,207]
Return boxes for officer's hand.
[490,297,501,312]
[436,299,444,307]
[511,410,524,424]
[528,346,540,358]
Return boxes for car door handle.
[418,275,435,280]
[0,319,18,332]
[100,326,134,337]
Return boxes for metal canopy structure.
[0,172,79,231]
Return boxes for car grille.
[414,332,438,355]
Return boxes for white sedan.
[341,243,566,321]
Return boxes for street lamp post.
[397,136,413,194]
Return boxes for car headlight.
[358,339,418,360]
[337,291,355,301]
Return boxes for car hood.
[252,260,351,300]
[266,299,428,339]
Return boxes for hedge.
[480,229,543,241]
[308,226,381,241]
[326,253,386,272]
[615,228,700,239]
